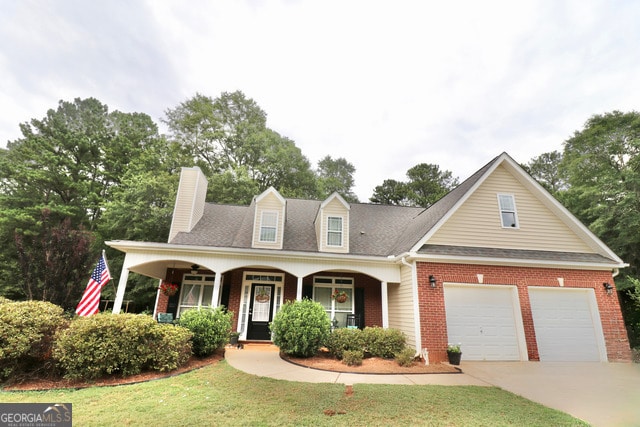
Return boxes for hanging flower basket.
[332,290,348,303]
[160,282,179,297]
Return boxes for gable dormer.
[315,192,350,253]
[252,187,286,249]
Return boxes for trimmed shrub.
[270,299,331,357]
[395,347,417,367]
[178,307,233,357]
[53,313,192,380]
[342,349,363,366]
[326,328,365,359]
[0,300,68,380]
[362,327,406,358]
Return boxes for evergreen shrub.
[395,347,417,367]
[178,307,233,357]
[325,327,365,359]
[342,349,363,366]
[53,313,192,380]
[270,299,331,357]
[0,300,68,379]
[362,326,406,358]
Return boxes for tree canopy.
[316,156,359,202]
[559,111,640,280]
[370,163,458,207]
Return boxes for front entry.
[246,284,275,340]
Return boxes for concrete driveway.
[461,361,640,427]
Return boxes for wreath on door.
[255,289,270,303]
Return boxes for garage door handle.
[480,327,483,334]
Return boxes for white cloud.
[1,0,640,200]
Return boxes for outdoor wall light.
[603,282,614,295]
[429,275,437,288]
[191,264,199,274]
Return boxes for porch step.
[229,341,279,352]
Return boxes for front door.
[246,284,275,340]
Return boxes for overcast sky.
[1,0,639,201]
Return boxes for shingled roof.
[167,152,623,267]
[170,154,505,256]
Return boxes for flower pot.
[230,335,239,345]
[447,351,462,365]
[335,295,347,303]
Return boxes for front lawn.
[1,361,587,426]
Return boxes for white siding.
[168,167,208,242]
[318,197,349,253]
[428,165,593,252]
[387,265,416,349]
[253,191,285,249]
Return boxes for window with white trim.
[177,275,216,316]
[313,277,353,328]
[327,216,343,246]
[259,211,278,242]
[497,194,518,228]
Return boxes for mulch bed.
[1,352,224,392]
[283,351,460,374]
[3,348,461,391]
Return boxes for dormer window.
[498,194,518,228]
[327,216,343,246]
[259,211,278,242]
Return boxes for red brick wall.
[353,273,383,327]
[155,267,384,333]
[416,262,632,363]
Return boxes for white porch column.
[381,281,389,328]
[296,276,303,300]
[112,267,129,314]
[211,272,222,307]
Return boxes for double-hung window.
[313,277,353,328]
[497,194,518,228]
[259,211,278,242]
[327,216,343,246]
[177,275,216,316]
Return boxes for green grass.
[0,361,588,426]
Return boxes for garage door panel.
[528,288,606,362]
[444,285,525,361]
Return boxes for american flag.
[75,252,112,317]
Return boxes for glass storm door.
[246,284,275,340]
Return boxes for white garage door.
[528,287,606,362]
[444,284,526,361]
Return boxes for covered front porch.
[107,241,402,342]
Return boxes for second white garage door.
[528,287,607,362]
[444,284,527,361]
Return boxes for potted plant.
[331,289,348,303]
[447,343,462,365]
[229,331,240,345]
[159,282,179,297]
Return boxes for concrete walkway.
[224,344,489,386]
[225,345,640,426]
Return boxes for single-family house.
[107,152,632,363]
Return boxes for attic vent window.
[259,211,278,242]
[497,194,519,228]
